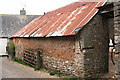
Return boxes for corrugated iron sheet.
[10,0,107,38]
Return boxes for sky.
[0,0,79,15]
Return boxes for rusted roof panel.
[10,0,107,38]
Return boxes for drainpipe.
[114,1,120,77]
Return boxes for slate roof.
[0,14,40,37]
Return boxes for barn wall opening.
[99,2,115,77]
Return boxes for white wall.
[0,38,7,55]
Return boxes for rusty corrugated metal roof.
[10,0,107,38]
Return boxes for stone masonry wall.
[114,2,120,74]
[75,14,109,78]
[11,36,85,77]
[42,55,84,77]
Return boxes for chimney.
[44,12,46,15]
[20,8,26,15]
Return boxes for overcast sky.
[0,0,79,15]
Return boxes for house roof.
[0,14,40,38]
[10,0,107,38]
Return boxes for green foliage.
[6,42,15,57]
[68,76,77,80]
[34,67,37,71]
[12,57,39,71]
[56,71,67,77]
[40,69,69,77]
[11,57,78,79]
[34,67,40,71]
[49,70,58,75]
[41,69,45,72]
[86,77,101,80]
[12,57,28,66]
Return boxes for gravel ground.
[1,57,57,78]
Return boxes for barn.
[9,1,110,78]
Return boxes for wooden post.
[36,49,43,69]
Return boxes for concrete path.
[0,57,2,80]
[0,57,57,78]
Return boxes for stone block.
[114,23,120,27]
[114,36,120,44]
[114,27,120,36]
[115,44,120,53]
[114,2,120,6]
[114,9,120,17]
[114,20,120,24]
[114,5,120,10]
[114,17,120,21]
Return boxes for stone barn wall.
[10,14,109,78]
[114,2,120,74]
[11,36,85,77]
[75,14,109,78]
[12,36,75,61]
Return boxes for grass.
[56,71,67,77]
[41,69,45,72]
[11,57,78,79]
[12,57,29,66]
[11,57,98,79]
[49,70,58,75]
[12,57,40,71]
[68,76,78,80]
[34,67,40,71]
[39,68,77,79]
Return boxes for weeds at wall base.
[10,57,77,79]
[39,68,77,79]
[9,57,103,80]
[11,57,29,66]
